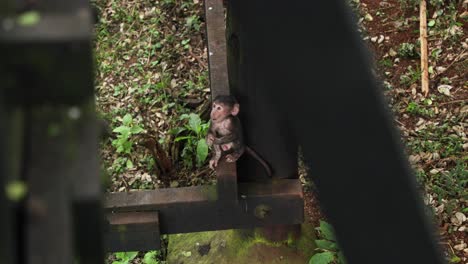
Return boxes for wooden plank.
[105,212,160,252]
[70,113,104,264]
[204,0,229,98]
[25,108,74,264]
[104,179,303,234]
[204,0,240,203]
[225,0,299,181]
[25,105,103,264]
[0,103,15,264]
[216,159,238,204]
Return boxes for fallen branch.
[420,0,429,96]
[439,99,468,106]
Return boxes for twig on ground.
[420,0,429,96]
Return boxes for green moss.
[168,224,317,263]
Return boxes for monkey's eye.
[217,106,222,110]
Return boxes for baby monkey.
[207,95,272,177]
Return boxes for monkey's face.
[210,102,231,123]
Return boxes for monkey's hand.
[225,154,239,163]
[206,134,215,146]
[209,159,218,170]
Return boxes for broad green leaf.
[315,239,337,251]
[113,126,131,135]
[188,113,201,133]
[428,20,435,27]
[309,252,335,264]
[122,114,133,126]
[318,220,336,241]
[179,114,190,120]
[196,139,208,166]
[126,251,139,261]
[126,159,134,169]
[130,125,144,134]
[17,11,41,26]
[115,251,138,262]
[143,251,159,264]
[5,181,27,201]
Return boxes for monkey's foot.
[209,159,218,170]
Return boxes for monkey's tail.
[245,146,272,177]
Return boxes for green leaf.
[143,251,159,264]
[428,20,436,27]
[318,220,336,241]
[188,113,201,133]
[126,251,138,261]
[169,127,186,135]
[130,125,144,134]
[196,139,209,166]
[175,136,192,142]
[315,239,337,251]
[115,251,138,263]
[123,141,133,153]
[179,114,190,120]
[428,66,434,74]
[113,126,131,135]
[17,11,41,26]
[122,114,133,126]
[309,252,335,264]
[126,159,134,169]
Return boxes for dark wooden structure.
[0,0,446,263]
[1,1,104,263]
[104,0,304,251]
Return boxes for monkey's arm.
[213,134,237,144]
[206,131,215,146]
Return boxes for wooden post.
[225,0,300,243]
[420,0,429,96]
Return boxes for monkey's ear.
[231,103,240,116]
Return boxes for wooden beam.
[204,0,229,98]
[105,212,160,252]
[104,179,303,235]
[216,159,238,204]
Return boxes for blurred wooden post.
[0,1,104,263]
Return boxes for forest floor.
[92,0,467,263]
